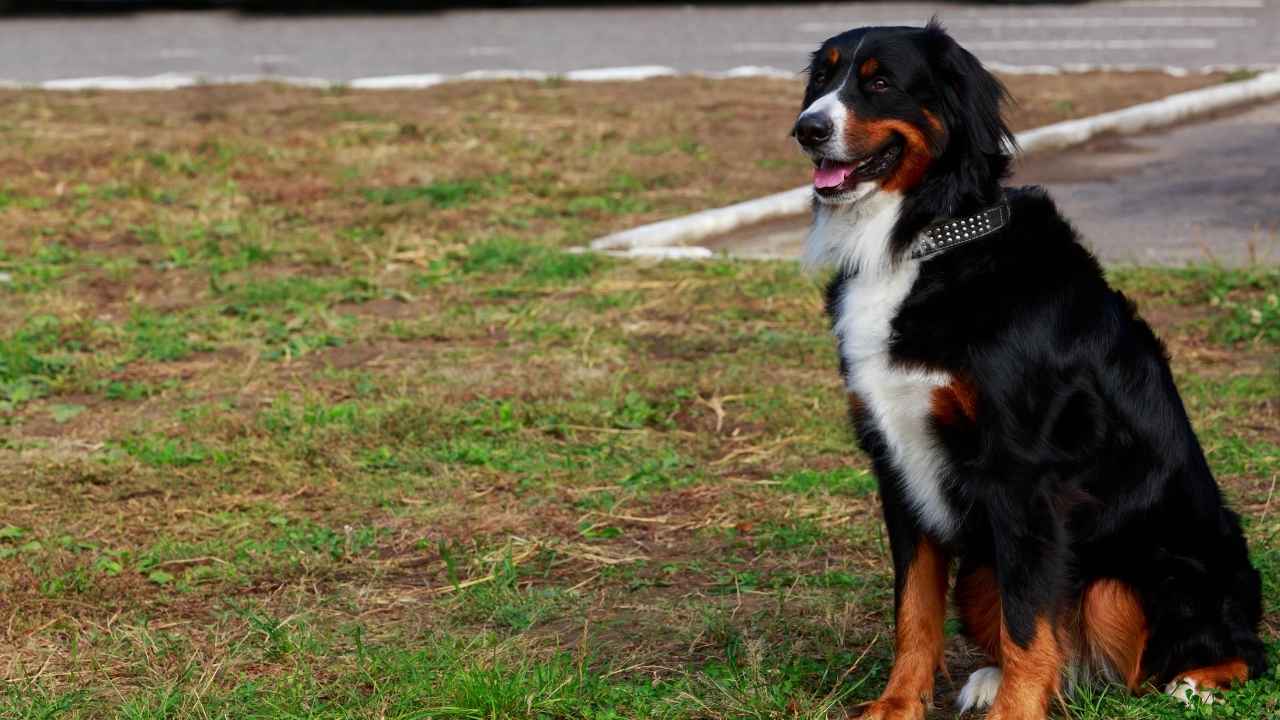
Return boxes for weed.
[361,177,501,208]
[775,467,877,496]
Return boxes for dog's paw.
[858,696,926,720]
[1165,677,1217,706]
[957,666,1002,713]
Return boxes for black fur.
[806,23,1266,686]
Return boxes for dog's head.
[793,21,1013,207]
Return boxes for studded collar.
[910,195,1011,260]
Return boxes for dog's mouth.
[812,136,903,196]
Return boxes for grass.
[0,75,1275,718]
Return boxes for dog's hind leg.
[981,498,1072,720]
[1080,578,1148,690]
[1140,535,1266,704]
[1165,659,1249,705]
[987,616,1065,720]
[955,564,1003,713]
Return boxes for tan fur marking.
[848,392,866,422]
[1081,579,1148,689]
[989,617,1064,720]
[859,57,879,78]
[842,117,935,193]
[862,537,949,720]
[956,566,1002,663]
[930,377,978,426]
[825,46,840,66]
[922,109,944,134]
[1180,659,1249,689]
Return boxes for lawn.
[0,74,1276,719]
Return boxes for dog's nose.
[793,114,833,148]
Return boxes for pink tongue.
[814,161,854,189]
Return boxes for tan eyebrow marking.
[859,57,880,78]
[825,46,840,65]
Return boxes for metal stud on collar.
[911,197,1011,260]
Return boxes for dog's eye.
[867,77,891,93]
[813,69,830,85]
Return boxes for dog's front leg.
[861,532,949,720]
[986,497,1068,720]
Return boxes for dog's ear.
[923,19,1016,160]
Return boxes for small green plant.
[125,311,198,362]
[115,435,223,467]
[361,177,500,208]
[776,467,877,496]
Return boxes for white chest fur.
[818,193,959,539]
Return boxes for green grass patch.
[361,176,503,208]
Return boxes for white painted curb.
[590,71,1280,258]
[10,63,1275,93]
[1017,70,1280,152]
[591,187,813,252]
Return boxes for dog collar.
[911,197,1011,260]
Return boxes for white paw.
[1165,677,1217,706]
[957,666,1002,713]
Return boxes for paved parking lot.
[0,0,1276,84]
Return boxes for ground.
[0,73,1276,719]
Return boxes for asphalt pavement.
[0,0,1276,84]
[704,99,1280,266]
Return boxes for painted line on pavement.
[1113,0,1262,7]
[797,17,1257,31]
[963,38,1218,51]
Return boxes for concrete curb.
[591,187,813,252]
[1017,71,1280,152]
[590,71,1280,258]
[9,63,1275,93]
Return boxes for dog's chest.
[833,265,959,538]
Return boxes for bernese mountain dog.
[791,21,1266,720]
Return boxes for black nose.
[793,114,833,148]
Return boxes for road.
[704,100,1280,266]
[0,1,1277,84]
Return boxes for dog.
[791,21,1265,720]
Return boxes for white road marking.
[794,20,926,32]
[252,54,296,66]
[798,17,1255,32]
[979,16,1250,28]
[465,46,514,57]
[154,48,199,60]
[964,38,1217,51]
[736,38,1218,54]
[732,42,825,54]
[1113,0,1262,7]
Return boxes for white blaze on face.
[797,89,849,160]
[797,34,867,158]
